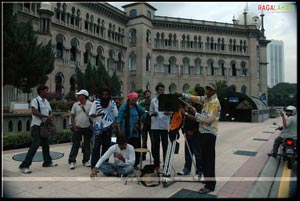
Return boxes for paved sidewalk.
[2,118,281,198]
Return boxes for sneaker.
[83,162,91,167]
[42,163,58,167]
[177,170,190,175]
[69,162,75,170]
[193,174,201,181]
[19,167,32,174]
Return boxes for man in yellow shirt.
[177,83,221,194]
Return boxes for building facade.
[267,40,284,88]
[3,2,270,107]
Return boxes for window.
[231,63,237,76]
[129,29,137,45]
[129,9,137,17]
[146,10,151,18]
[146,30,151,43]
[146,54,151,71]
[129,53,136,71]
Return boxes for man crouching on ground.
[90,136,135,177]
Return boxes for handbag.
[40,119,56,138]
[36,98,56,138]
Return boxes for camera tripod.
[162,131,200,188]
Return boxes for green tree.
[75,61,121,98]
[268,83,297,107]
[3,4,55,98]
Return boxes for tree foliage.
[75,62,121,97]
[268,82,297,107]
[3,4,55,94]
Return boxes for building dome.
[236,12,261,29]
[40,2,52,11]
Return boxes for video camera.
[158,94,195,112]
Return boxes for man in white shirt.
[19,85,57,174]
[68,89,93,169]
[90,136,135,177]
[149,83,172,172]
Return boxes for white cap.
[76,89,89,97]
[205,83,215,91]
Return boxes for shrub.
[3,129,72,151]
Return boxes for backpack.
[139,165,161,187]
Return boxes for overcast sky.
[108,2,297,84]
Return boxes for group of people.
[18,83,297,195]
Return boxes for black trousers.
[199,133,216,190]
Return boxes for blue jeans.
[19,125,52,168]
[68,127,92,164]
[91,128,112,168]
[99,162,135,177]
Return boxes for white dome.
[40,2,52,11]
[236,12,261,29]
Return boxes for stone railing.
[2,112,71,133]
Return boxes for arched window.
[156,56,164,73]
[146,10,151,18]
[70,38,79,62]
[221,38,225,50]
[207,59,214,76]
[18,120,22,132]
[117,52,123,72]
[169,56,177,74]
[129,9,137,17]
[129,52,136,71]
[195,58,201,75]
[56,34,64,59]
[108,49,115,70]
[218,60,225,76]
[182,57,189,75]
[241,61,247,77]
[231,63,237,76]
[146,30,151,44]
[233,39,236,51]
[96,46,104,66]
[169,83,177,94]
[241,85,247,94]
[146,54,151,72]
[181,35,186,48]
[84,43,92,64]
[8,121,13,132]
[129,29,137,45]
[182,83,190,93]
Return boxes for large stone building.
[3,2,270,107]
[267,40,284,88]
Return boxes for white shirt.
[149,96,170,130]
[95,143,135,168]
[89,99,118,134]
[280,115,297,139]
[30,96,52,127]
[71,100,93,128]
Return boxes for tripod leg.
[163,139,177,176]
[182,133,198,173]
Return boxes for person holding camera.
[177,83,221,194]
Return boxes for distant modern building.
[267,40,284,88]
[3,2,270,108]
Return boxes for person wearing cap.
[116,92,146,170]
[68,89,93,169]
[176,83,221,194]
[89,88,118,170]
